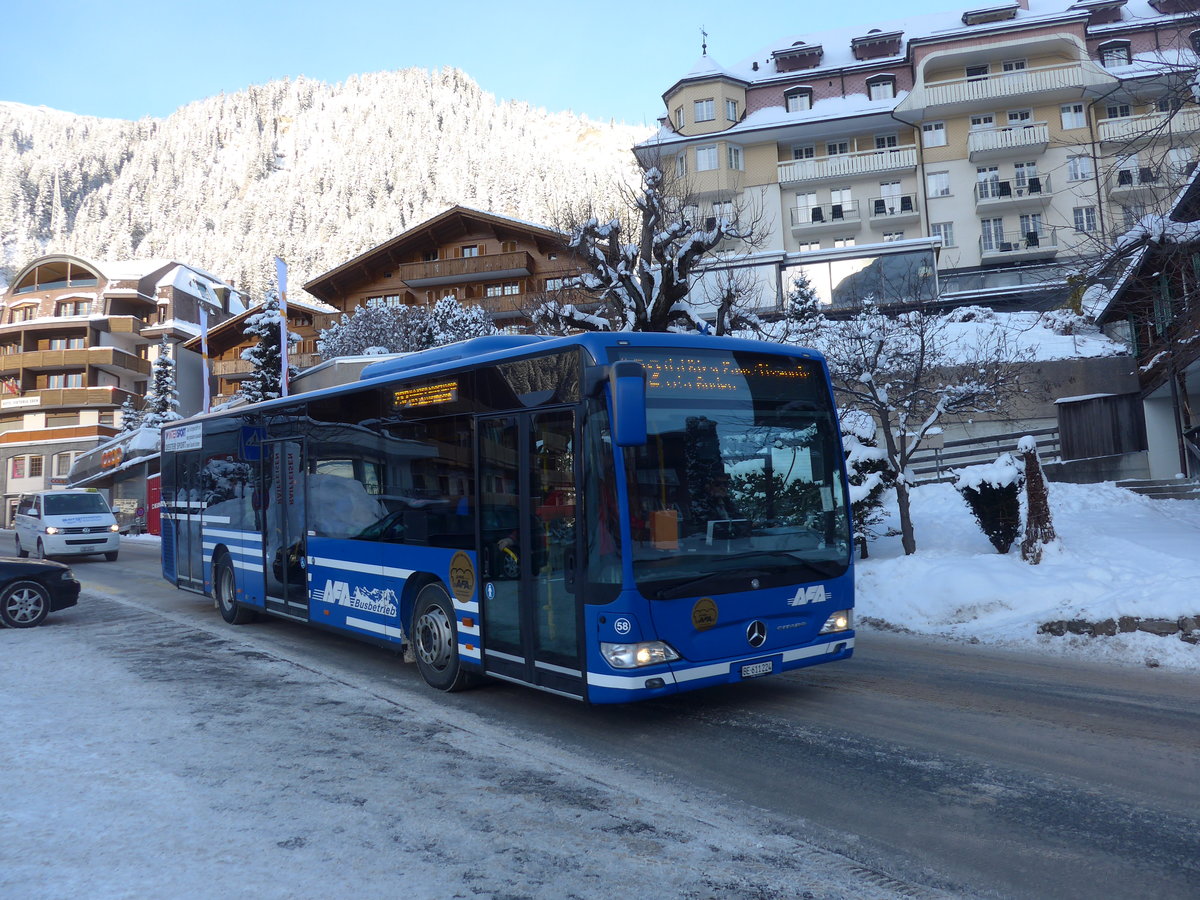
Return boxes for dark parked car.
[0,557,81,628]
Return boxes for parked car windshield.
[43,494,110,515]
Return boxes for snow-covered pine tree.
[839,409,895,559]
[953,453,1024,554]
[140,335,183,428]
[118,395,143,433]
[317,298,432,358]
[427,295,496,346]
[239,291,298,404]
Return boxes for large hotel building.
[636,0,1200,312]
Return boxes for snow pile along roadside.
[856,480,1200,670]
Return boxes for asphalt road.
[48,537,1200,899]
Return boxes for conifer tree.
[140,335,182,428]
[118,395,143,434]
[1019,436,1058,564]
[239,291,297,404]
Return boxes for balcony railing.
[778,146,917,185]
[789,200,863,230]
[0,386,141,412]
[0,347,151,376]
[923,63,1095,107]
[211,353,321,377]
[974,174,1053,206]
[967,122,1050,160]
[1098,108,1200,144]
[979,227,1059,260]
[396,251,534,286]
[867,194,919,220]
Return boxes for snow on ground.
[857,480,1200,671]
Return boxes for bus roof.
[179,332,826,425]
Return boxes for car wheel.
[14,534,27,559]
[33,539,45,560]
[104,551,119,562]
[411,583,477,692]
[0,580,51,628]
[214,551,254,624]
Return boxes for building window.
[922,121,947,147]
[54,452,77,478]
[1014,161,1037,188]
[927,171,951,197]
[28,456,43,478]
[826,140,849,156]
[726,98,738,121]
[1068,155,1094,181]
[675,152,687,177]
[874,133,898,150]
[833,238,856,248]
[1007,109,1032,126]
[696,145,718,171]
[981,217,1005,251]
[797,241,821,253]
[545,278,564,291]
[1106,103,1131,119]
[694,98,715,122]
[57,300,89,317]
[484,283,520,298]
[11,457,24,479]
[422,249,439,262]
[785,88,812,112]
[1061,103,1086,129]
[1073,207,1098,232]
[966,64,989,80]
[1099,41,1131,67]
[12,306,35,323]
[883,231,905,242]
[867,76,895,100]
[47,373,84,389]
[792,145,815,159]
[727,144,743,170]
[674,106,684,129]
[930,222,956,247]
[461,245,479,258]
[969,112,995,130]
[1002,59,1027,74]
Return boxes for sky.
[0,0,960,127]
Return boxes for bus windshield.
[610,347,851,599]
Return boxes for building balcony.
[903,62,1115,115]
[974,175,1053,211]
[979,227,1059,262]
[211,353,321,378]
[0,386,141,412]
[395,251,535,288]
[866,194,919,225]
[967,123,1050,161]
[778,146,917,186]
[789,201,863,235]
[0,347,151,378]
[1109,166,1166,197]
[1098,108,1200,145]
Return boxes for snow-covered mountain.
[0,69,650,299]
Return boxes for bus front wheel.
[411,583,476,692]
[214,552,255,625]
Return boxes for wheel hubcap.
[415,605,454,672]
[6,587,45,624]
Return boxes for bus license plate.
[740,661,773,679]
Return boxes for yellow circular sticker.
[692,597,718,631]
[449,551,476,603]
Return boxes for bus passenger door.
[478,410,582,698]
[261,439,308,617]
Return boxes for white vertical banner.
[199,305,210,412]
[275,256,289,398]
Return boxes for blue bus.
[160,332,854,703]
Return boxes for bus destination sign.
[392,380,459,409]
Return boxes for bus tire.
[214,551,255,625]
[411,583,476,692]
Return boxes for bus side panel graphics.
[202,528,266,609]
[306,539,479,658]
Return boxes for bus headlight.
[44,526,61,535]
[600,641,680,669]
[820,610,852,634]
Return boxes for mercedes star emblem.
[747,620,767,648]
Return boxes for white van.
[14,490,120,561]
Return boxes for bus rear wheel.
[411,583,476,692]
[214,552,255,625]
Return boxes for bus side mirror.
[609,361,647,447]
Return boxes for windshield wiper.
[655,569,775,601]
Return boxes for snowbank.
[858,481,1200,671]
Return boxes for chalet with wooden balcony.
[1,254,241,522]
[302,206,586,329]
